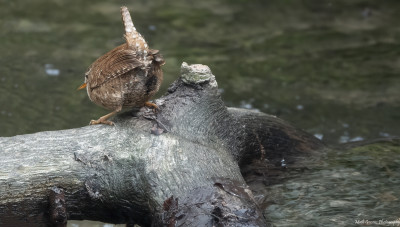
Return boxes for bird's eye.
[85,68,92,79]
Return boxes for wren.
[78,6,165,125]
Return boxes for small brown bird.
[78,6,165,125]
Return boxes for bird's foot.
[89,109,121,126]
[89,118,115,126]
[145,101,159,110]
[145,102,159,113]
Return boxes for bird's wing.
[88,46,144,90]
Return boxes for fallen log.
[0,62,324,226]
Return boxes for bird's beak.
[77,83,87,90]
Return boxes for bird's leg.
[89,106,122,126]
[145,101,159,110]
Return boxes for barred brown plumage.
[78,6,165,125]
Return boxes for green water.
[1,0,399,144]
[1,0,399,226]
[246,139,400,226]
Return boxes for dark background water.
[1,0,399,144]
[1,1,399,226]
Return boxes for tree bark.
[0,62,324,226]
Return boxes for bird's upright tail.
[121,6,149,55]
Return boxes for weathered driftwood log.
[0,63,324,227]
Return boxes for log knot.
[180,62,217,87]
[49,186,67,227]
